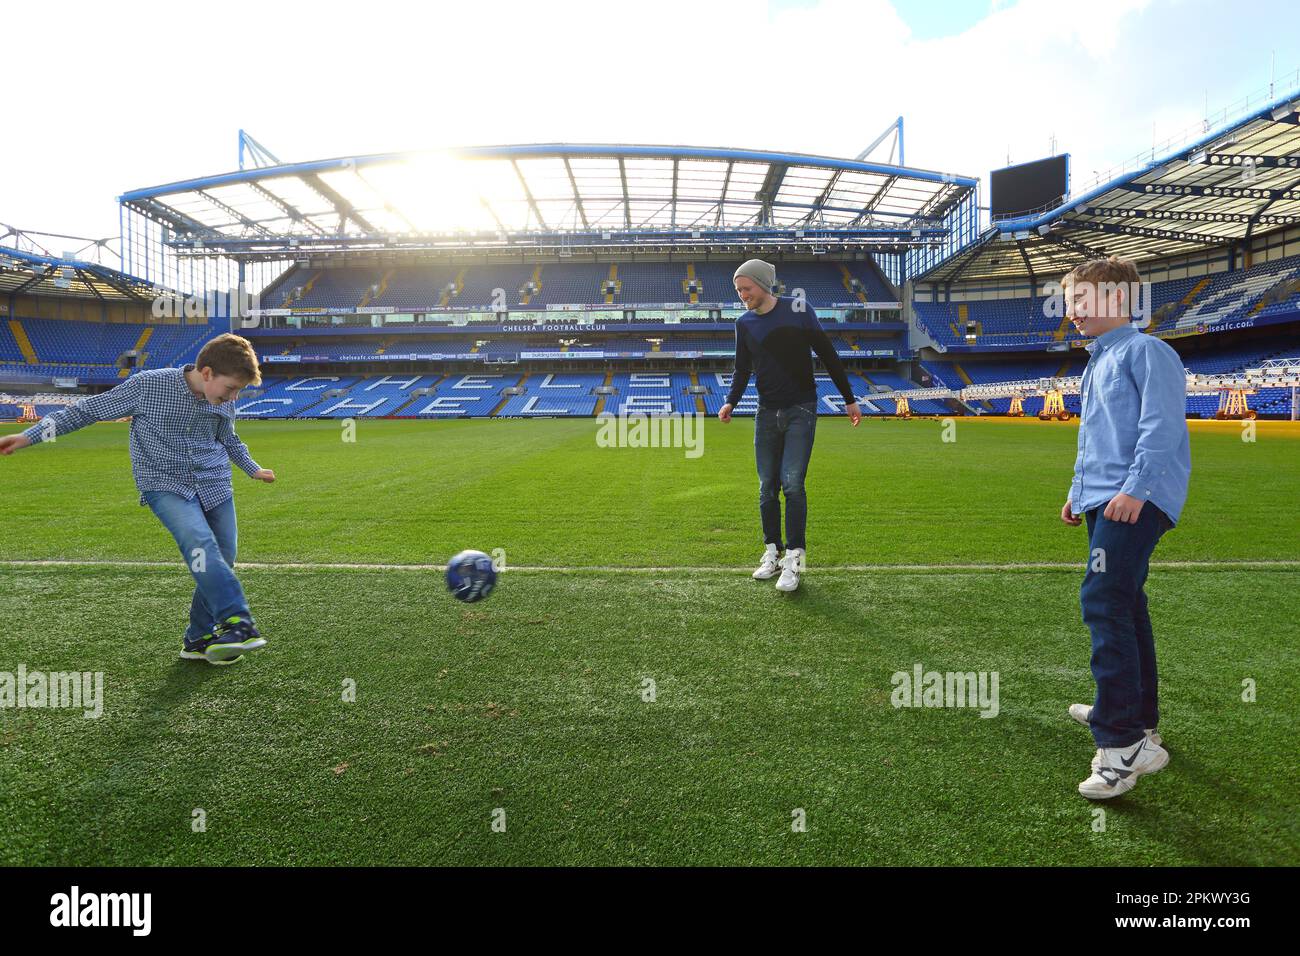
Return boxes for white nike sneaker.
[1078,736,1170,800]
[1069,704,1164,769]
[752,544,781,580]
[775,548,804,592]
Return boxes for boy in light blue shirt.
[1059,256,1191,800]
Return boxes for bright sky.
[4,0,1297,245]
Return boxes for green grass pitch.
[1,416,1297,865]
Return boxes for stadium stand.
[260,259,901,313]
[495,372,605,417]
[392,372,523,418]
[1173,258,1300,331]
[236,376,364,418]
[5,238,1295,424]
[310,374,444,418]
[915,254,1300,351]
[0,318,216,384]
[606,372,697,416]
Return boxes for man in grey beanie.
[719,258,861,592]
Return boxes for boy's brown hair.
[1061,255,1142,291]
[195,333,262,386]
[1061,255,1143,319]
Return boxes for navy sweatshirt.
[725,297,857,409]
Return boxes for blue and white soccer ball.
[446,549,497,603]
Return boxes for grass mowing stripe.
[1,564,1296,866]
[3,559,1300,572]
[3,419,1297,567]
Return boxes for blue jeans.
[1081,504,1172,748]
[754,401,818,551]
[143,491,252,640]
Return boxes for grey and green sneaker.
[180,617,267,664]
[180,629,235,665]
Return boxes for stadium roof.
[916,88,1300,285]
[118,144,979,261]
[0,225,158,302]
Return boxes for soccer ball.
[446,549,497,603]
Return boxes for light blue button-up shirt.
[1069,324,1191,524]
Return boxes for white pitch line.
[1,559,1298,573]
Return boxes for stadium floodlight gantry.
[912,87,1300,287]
[116,141,980,293]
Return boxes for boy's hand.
[1103,492,1143,524]
[844,402,861,426]
[1060,499,1082,526]
[0,434,32,456]
[253,468,276,483]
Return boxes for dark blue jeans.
[143,490,252,640]
[1081,504,1172,748]
[754,401,818,551]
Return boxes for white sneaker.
[1078,736,1169,800]
[775,548,804,592]
[752,544,781,580]
[1069,704,1163,769]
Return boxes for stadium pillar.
[235,260,246,333]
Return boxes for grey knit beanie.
[733,258,776,293]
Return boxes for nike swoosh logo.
[1120,741,1145,767]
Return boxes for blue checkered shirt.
[21,364,261,509]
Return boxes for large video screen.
[990,154,1069,220]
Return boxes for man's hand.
[0,434,32,456]
[253,468,276,483]
[1060,499,1082,526]
[844,402,861,427]
[1103,492,1143,524]
[718,404,733,423]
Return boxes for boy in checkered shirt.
[0,333,276,664]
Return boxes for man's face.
[734,276,765,310]
[199,368,249,405]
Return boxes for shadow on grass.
[135,659,229,713]
[96,659,236,771]
[1096,746,1291,866]
[27,657,247,864]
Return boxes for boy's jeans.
[754,401,818,551]
[143,490,252,640]
[1081,503,1173,748]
